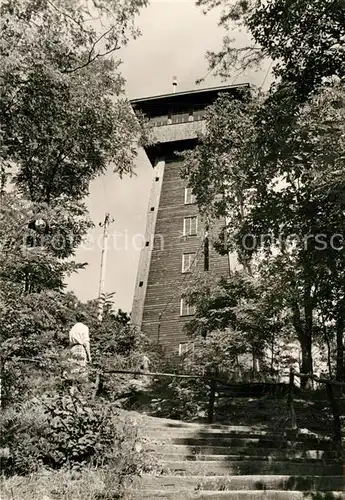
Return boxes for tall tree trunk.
[335,313,344,382]
[299,333,313,389]
[291,300,313,389]
[270,335,275,377]
[325,331,333,379]
[302,282,314,389]
[252,350,260,379]
[321,312,333,379]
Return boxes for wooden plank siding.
[131,160,165,329]
[140,158,230,351]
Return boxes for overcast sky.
[66,0,271,312]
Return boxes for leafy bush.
[1,469,108,500]
[1,392,146,479]
[0,289,151,407]
[124,348,209,421]
[0,398,49,475]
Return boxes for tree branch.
[92,0,113,17]
[46,0,91,35]
[62,27,120,74]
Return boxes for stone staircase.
[128,415,344,499]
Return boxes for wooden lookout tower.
[131,83,248,353]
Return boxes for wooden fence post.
[207,378,216,424]
[93,371,103,399]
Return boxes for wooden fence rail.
[101,367,343,457]
[3,359,344,456]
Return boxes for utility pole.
[98,213,112,322]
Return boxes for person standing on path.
[69,312,91,368]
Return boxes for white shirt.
[69,322,89,346]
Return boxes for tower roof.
[130,83,250,117]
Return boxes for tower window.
[184,187,196,205]
[183,216,197,236]
[145,241,150,247]
[182,252,196,273]
[150,207,155,212]
[180,297,196,317]
[139,281,144,287]
[155,177,159,181]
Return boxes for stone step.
[142,428,331,442]
[161,460,342,476]
[137,417,335,441]
[138,423,330,440]
[140,425,271,435]
[126,490,345,500]
[140,419,268,432]
[138,415,335,432]
[142,429,278,440]
[158,436,333,451]
[147,444,331,460]
[154,453,337,463]
[136,474,345,491]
